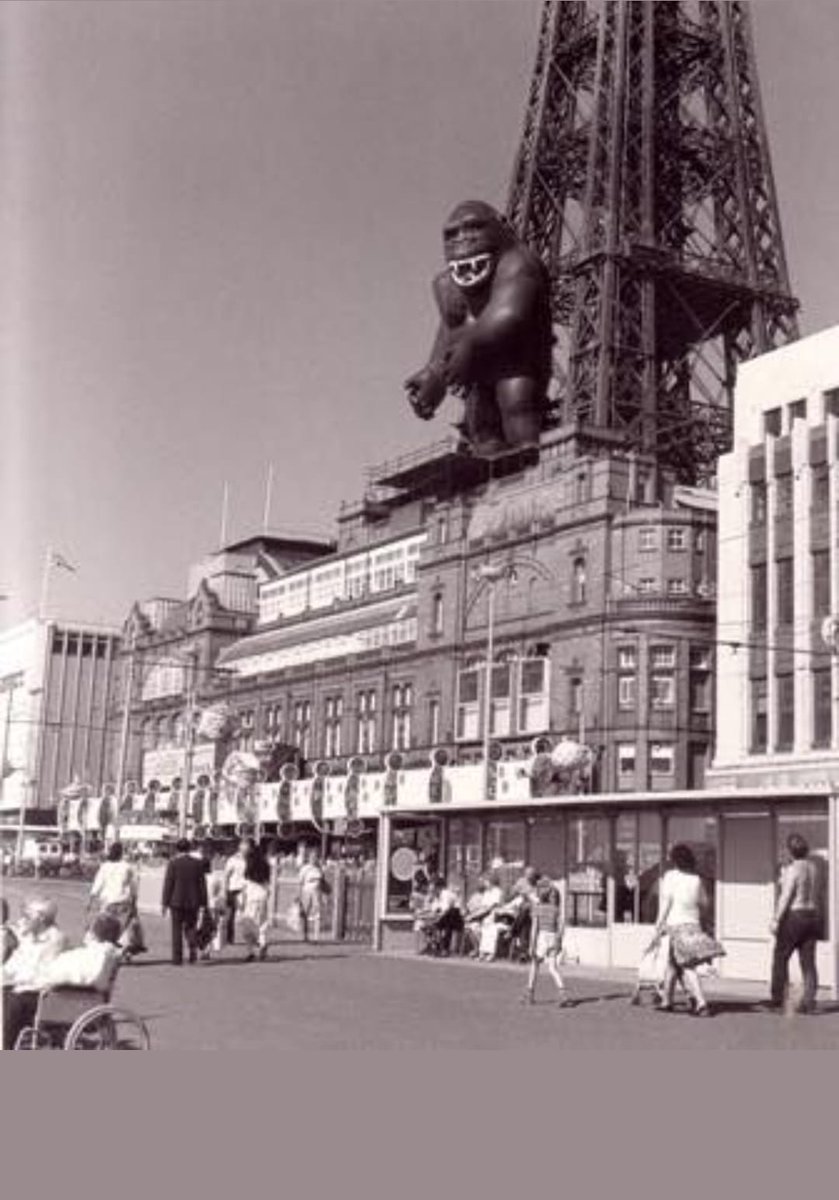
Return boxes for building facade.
[0,618,121,823]
[709,325,839,988]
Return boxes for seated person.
[2,896,68,1049]
[431,878,464,955]
[476,875,507,961]
[2,897,18,964]
[40,912,122,992]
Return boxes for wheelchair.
[14,983,150,1050]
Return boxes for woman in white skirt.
[653,843,724,1017]
[240,844,272,962]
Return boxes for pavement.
[4,875,839,1050]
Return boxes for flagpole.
[262,463,274,534]
[219,482,230,549]
[38,546,53,621]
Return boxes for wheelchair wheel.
[14,1026,55,1050]
[64,1004,150,1050]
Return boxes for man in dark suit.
[161,839,208,965]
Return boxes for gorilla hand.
[404,366,445,420]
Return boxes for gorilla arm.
[442,253,545,388]
[404,272,468,419]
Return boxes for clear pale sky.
[3,0,839,632]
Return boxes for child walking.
[521,878,568,1006]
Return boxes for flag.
[50,551,76,573]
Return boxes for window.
[650,646,675,669]
[638,578,656,594]
[617,646,637,711]
[667,578,688,596]
[650,646,676,711]
[825,387,839,420]
[571,557,587,605]
[614,811,663,922]
[695,529,706,553]
[575,470,591,504]
[813,669,832,749]
[667,528,687,551]
[489,662,512,737]
[764,408,782,438]
[356,690,377,755]
[569,676,583,715]
[689,645,712,712]
[310,564,345,609]
[775,474,793,518]
[813,550,830,619]
[437,515,449,546]
[237,710,255,752]
[751,563,767,630]
[751,678,768,751]
[518,656,550,734]
[617,742,636,782]
[263,703,283,737]
[431,592,444,635]
[649,743,674,775]
[324,695,343,758]
[428,698,441,746]
[391,684,413,751]
[776,558,794,625]
[776,674,795,751]
[617,646,637,670]
[456,667,480,741]
[812,464,830,513]
[789,398,807,424]
[345,556,368,600]
[566,816,609,928]
[292,700,312,759]
[639,528,657,552]
[751,482,767,525]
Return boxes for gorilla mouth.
[448,254,493,289]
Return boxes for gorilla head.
[442,200,515,292]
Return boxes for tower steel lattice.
[506,1,799,484]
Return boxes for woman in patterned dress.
[653,843,724,1017]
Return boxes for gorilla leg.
[462,384,507,456]
[496,377,545,448]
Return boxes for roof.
[218,594,417,664]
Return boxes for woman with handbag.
[653,843,724,1017]
[88,841,147,962]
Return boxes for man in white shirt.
[223,839,251,945]
[2,896,68,1048]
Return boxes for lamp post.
[114,630,137,842]
[179,650,198,840]
[475,563,507,801]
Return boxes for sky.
[3,0,839,632]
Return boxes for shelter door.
[719,813,774,940]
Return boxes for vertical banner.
[428,747,449,804]
[383,751,403,808]
[311,761,330,827]
[277,762,298,832]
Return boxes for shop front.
[374,786,839,994]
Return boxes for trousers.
[170,907,199,965]
[770,910,820,1009]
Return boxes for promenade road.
[4,876,839,1050]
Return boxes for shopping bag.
[121,915,147,955]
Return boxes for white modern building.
[0,618,121,823]
[710,324,839,989]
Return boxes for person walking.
[298,848,329,943]
[521,878,568,1007]
[222,839,251,945]
[240,843,272,962]
[161,839,209,966]
[653,844,724,1018]
[88,841,146,961]
[769,833,821,1014]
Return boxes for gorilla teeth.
[449,254,492,287]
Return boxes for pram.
[629,933,671,1006]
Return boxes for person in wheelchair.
[6,913,123,1050]
[2,896,68,1049]
[413,877,464,956]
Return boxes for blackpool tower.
[506,1,799,484]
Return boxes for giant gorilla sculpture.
[404,200,552,456]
